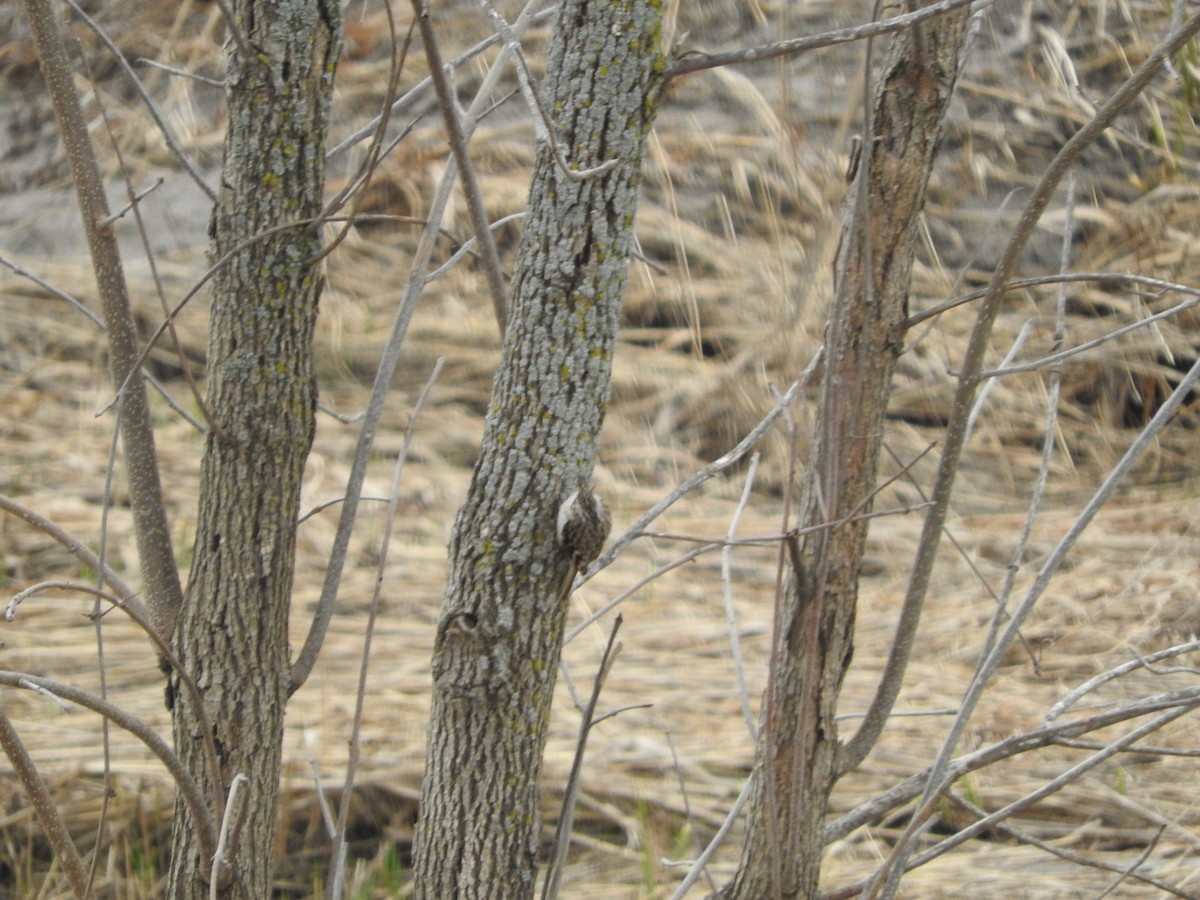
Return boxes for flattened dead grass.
[2,1,1200,897]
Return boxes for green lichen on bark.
[412,2,665,897]
[167,0,341,896]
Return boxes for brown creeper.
[556,487,611,571]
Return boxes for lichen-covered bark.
[720,9,971,900]
[410,3,664,897]
[167,1,340,896]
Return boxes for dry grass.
[2,0,1200,896]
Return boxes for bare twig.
[666,0,984,78]
[326,359,443,899]
[413,0,509,333]
[210,773,249,896]
[962,317,1032,444]
[23,0,184,639]
[821,686,1200,899]
[1046,639,1200,723]
[136,57,225,87]
[6,580,224,811]
[866,351,1200,897]
[291,0,548,693]
[907,271,1200,330]
[315,0,413,267]
[0,710,89,899]
[969,174,1076,679]
[566,501,929,645]
[0,253,105,327]
[327,6,558,160]
[594,352,822,576]
[96,176,164,227]
[840,7,1200,779]
[542,615,625,900]
[61,0,217,202]
[477,0,619,183]
[863,705,1196,899]
[722,452,761,741]
[0,671,219,860]
[866,357,1200,897]
[950,802,1187,899]
[669,768,757,900]
[426,211,526,281]
[87,407,118,898]
[0,493,136,603]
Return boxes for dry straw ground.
[1,0,1200,896]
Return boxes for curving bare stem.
[0,710,89,898]
[21,0,184,640]
[665,0,981,78]
[412,0,509,333]
[841,7,1200,776]
[0,671,218,861]
[5,580,224,812]
[0,494,137,605]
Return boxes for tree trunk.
[410,3,664,897]
[166,1,340,896]
[720,8,971,899]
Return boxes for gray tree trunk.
[719,8,971,899]
[410,2,665,897]
[166,1,340,896]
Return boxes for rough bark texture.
[166,1,340,896]
[410,3,664,897]
[720,9,970,899]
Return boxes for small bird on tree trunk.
[556,487,611,600]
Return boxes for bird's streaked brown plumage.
[556,487,611,570]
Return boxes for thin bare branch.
[315,2,413,268]
[23,0,184,639]
[1047,639,1200,723]
[0,253,105,327]
[60,0,217,202]
[0,670,219,860]
[542,615,625,900]
[840,7,1200,777]
[96,177,164,227]
[666,0,985,78]
[722,452,761,742]
[478,0,619,183]
[413,0,509,333]
[326,6,558,160]
[567,501,929,645]
[327,358,443,899]
[951,802,1188,899]
[969,175,1075,678]
[0,493,136,602]
[210,773,248,894]
[669,768,757,900]
[821,686,1200,900]
[291,0,548,693]
[0,710,89,899]
[594,353,822,575]
[906,271,1200,329]
[136,57,225,87]
[5,580,224,811]
[863,705,1196,899]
